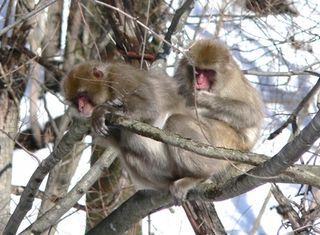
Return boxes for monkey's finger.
[96,128,108,136]
[100,124,110,136]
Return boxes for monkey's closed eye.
[77,91,88,99]
[195,68,216,78]
[92,67,104,79]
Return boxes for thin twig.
[16,46,65,78]
[95,1,180,53]
[268,71,320,140]
[157,0,194,59]
[249,189,272,235]
[0,0,57,37]
[140,0,151,68]
[0,129,41,164]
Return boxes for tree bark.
[0,92,19,233]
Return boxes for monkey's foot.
[170,177,202,202]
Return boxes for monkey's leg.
[164,114,224,197]
[165,114,227,235]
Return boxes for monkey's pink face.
[194,68,215,90]
[76,92,95,117]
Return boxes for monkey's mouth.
[194,68,214,90]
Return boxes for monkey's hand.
[92,99,124,136]
[196,90,217,107]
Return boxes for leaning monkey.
[174,38,264,234]
[62,61,231,199]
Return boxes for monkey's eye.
[195,68,216,78]
[206,69,216,77]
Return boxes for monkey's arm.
[196,91,261,130]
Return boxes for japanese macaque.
[62,61,229,199]
[174,39,263,151]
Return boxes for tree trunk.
[183,201,226,235]
[0,92,19,233]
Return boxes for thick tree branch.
[86,190,173,235]
[84,164,320,235]
[4,118,90,235]
[182,201,226,235]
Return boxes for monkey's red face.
[194,68,215,90]
[76,92,95,117]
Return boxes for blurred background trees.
[1,0,320,234]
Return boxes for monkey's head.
[62,62,111,117]
[188,39,233,91]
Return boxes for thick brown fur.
[62,61,230,198]
[174,39,264,151]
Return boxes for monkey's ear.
[92,67,104,79]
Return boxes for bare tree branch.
[271,185,307,234]
[16,46,65,78]
[86,190,173,235]
[95,1,180,53]
[182,201,226,235]
[84,163,320,235]
[105,113,266,165]
[10,185,86,211]
[269,72,320,140]
[0,0,57,37]
[20,147,118,235]
[156,0,194,59]
[4,117,90,235]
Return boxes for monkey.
[62,61,231,199]
[174,39,264,152]
[173,39,264,232]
